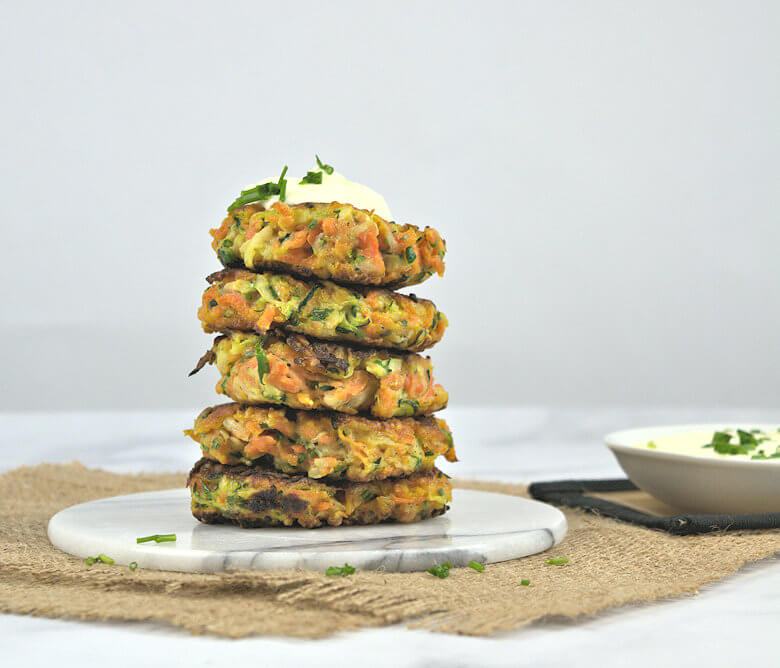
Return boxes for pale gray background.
[1,0,778,411]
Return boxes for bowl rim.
[605,423,780,470]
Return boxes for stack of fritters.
[187,198,454,528]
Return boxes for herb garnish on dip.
[639,428,780,461]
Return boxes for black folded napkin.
[528,478,780,535]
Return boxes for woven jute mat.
[1,463,777,638]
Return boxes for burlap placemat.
[1,463,777,638]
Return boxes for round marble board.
[48,488,567,573]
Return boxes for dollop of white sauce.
[247,170,393,221]
[636,429,780,462]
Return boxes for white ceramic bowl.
[605,424,780,514]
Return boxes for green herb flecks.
[703,430,759,455]
[738,429,758,446]
[308,307,332,321]
[427,562,453,579]
[136,533,177,544]
[335,322,359,335]
[404,247,417,264]
[752,447,780,460]
[255,339,270,381]
[326,563,356,577]
[300,170,323,185]
[316,155,334,174]
[397,398,420,414]
[520,579,531,586]
[544,557,568,566]
[646,441,657,449]
[296,286,319,314]
[217,244,238,266]
[129,561,138,571]
[468,560,485,573]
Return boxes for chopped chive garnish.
[468,560,485,572]
[325,563,356,577]
[227,182,278,211]
[520,579,530,586]
[404,247,417,264]
[427,562,453,579]
[277,165,288,202]
[129,561,138,571]
[545,557,568,566]
[136,533,176,544]
[85,554,114,566]
[316,155,334,174]
[227,165,290,211]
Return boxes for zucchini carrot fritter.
[199,268,446,352]
[186,403,456,481]
[211,201,445,288]
[188,459,452,528]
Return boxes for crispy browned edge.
[194,402,444,432]
[188,331,428,377]
[187,456,444,487]
[205,267,431,305]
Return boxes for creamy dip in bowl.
[605,424,780,514]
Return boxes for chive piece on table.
[136,533,176,544]
[544,557,568,566]
[520,579,531,586]
[325,563,356,577]
[129,561,138,571]
[427,562,453,579]
[153,533,176,543]
[468,560,485,573]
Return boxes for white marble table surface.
[2,406,778,667]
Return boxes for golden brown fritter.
[199,268,447,352]
[191,331,448,419]
[188,458,452,528]
[210,201,445,288]
[186,403,457,481]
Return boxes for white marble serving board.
[47,488,567,573]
